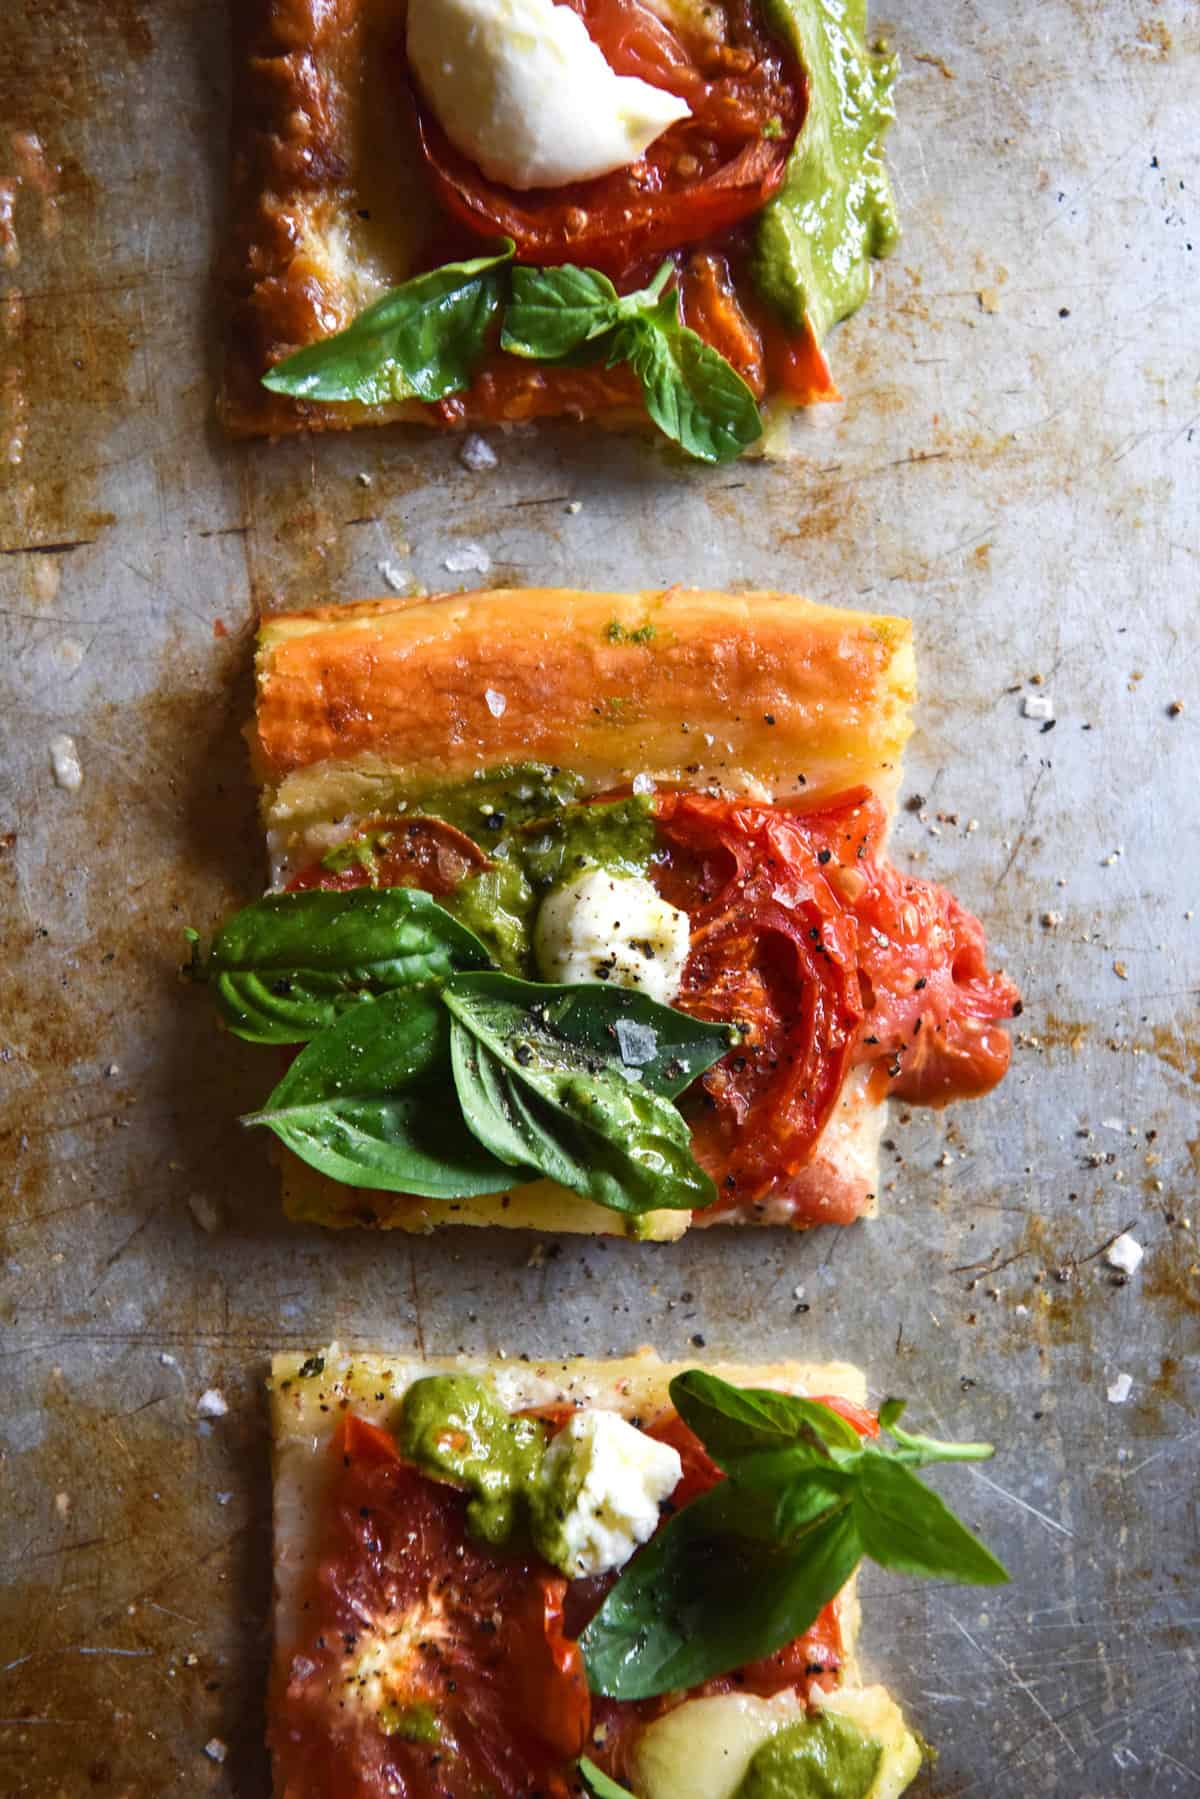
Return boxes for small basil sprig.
[445,973,728,1217]
[578,1760,635,1799]
[502,260,763,464]
[192,888,490,1043]
[581,1373,1008,1700]
[262,242,514,405]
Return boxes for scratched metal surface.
[1,0,1197,1793]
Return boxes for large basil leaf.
[581,1484,863,1699]
[669,1371,863,1468]
[202,888,490,1043]
[852,1452,1009,1585]
[261,243,514,404]
[443,973,724,1217]
[244,989,516,1197]
[583,1371,1009,1700]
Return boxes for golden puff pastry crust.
[255,586,915,856]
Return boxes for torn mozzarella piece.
[532,1408,681,1578]
[533,868,691,1005]
[407,0,691,191]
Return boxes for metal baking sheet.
[1,0,1197,1792]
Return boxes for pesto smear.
[734,1712,884,1798]
[754,0,899,342]
[322,763,658,973]
[397,1372,547,1544]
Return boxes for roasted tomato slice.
[653,790,1018,1209]
[652,792,864,1211]
[411,0,804,279]
[681,249,838,405]
[786,791,1021,1105]
[269,1415,589,1799]
[287,815,492,898]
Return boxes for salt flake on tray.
[1106,1372,1133,1405]
[459,433,498,472]
[444,543,491,574]
[49,733,83,790]
[1104,1232,1144,1275]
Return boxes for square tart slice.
[250,585,1018,1236]
[220,0,898,440]
[249,586,1018,1238]
[267,1345,922,1798]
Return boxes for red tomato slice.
[680,248,839,405]
[652,792,865,1212]
[287,815,492,897]
[410,0,805,279]
[270,1415,589,1799]
[782,790,1021,1105]
[652,791,1018,1211]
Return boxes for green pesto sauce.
[379,1701,441,1744]
[328,763,659,975]
[735,1714,883,1799]
[397,1374,547,1544]
[754,0,899,343]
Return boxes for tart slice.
[221,0,898,458]
[193,585,1018,1238]
[267,1346,1005,1797]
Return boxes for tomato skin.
[286,815,492,897]
[270,1415,589,1799]
[409,0,805,280]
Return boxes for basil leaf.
[581,1485,862,1699]
[262,243,514,404]
[502,259,675,361]
[443,973,723,1216]
[244,989,515,1197]
[669,1371,862,1467]
[578,1759,636,1799]
[201,889,490,1043]
[612,295,764,465]
[853,1453,1010,1585]
[501,263,621,359]
[878,1397,996,1467]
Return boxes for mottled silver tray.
[1,0,1197,1793]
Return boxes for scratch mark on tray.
[949,1615,1081,1764]
[969,1467,1074,1539]
[86,1203,162,1297]
[0,537,96,556]
[996,761,1050,887]
[1122,1425,1200,1480]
